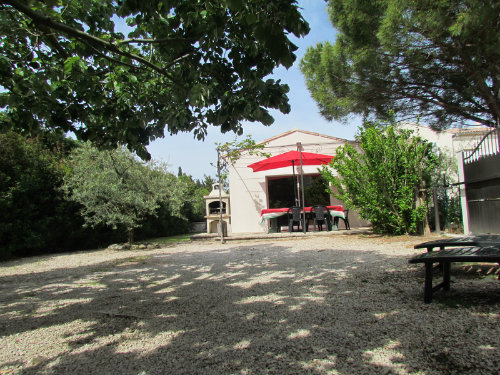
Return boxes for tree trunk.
[416,189,431,235]
[128,229,134,245]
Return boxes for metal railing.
[463,128,500,163]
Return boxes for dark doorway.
[268,175,330,208]
[303,175,330,206]
[268,176,296,208]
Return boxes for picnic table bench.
[410,235,500,303]
[414,234,500,252]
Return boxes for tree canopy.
[320,123,439,235]
[300,0,500,130]
[62,142,181,243]
[0,0,309,159]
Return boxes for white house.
[227,129,364,233]
[226,125,492,234]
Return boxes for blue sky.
[147,0,360,179]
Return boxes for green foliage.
[62,142,180,241]
[134,202,191,241]
[166,173,207,222]
[217,134,270,166]
[301,0,500,129]
[179,174,214,222]
[0,132,205,259]
[199,175,216,190]
[216,134,270,186]
[426,150,463,231]
[0,0,309,159]
[428,190,463,232]
[0,131,91,259]
[320,123,439,234]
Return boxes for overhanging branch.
[2,0,187,87]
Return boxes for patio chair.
[288,206,304,232]
[334,209,350,230]
[311,205,330,231]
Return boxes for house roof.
[258,128,355,146]
[450,126,492,138]
[398,121,455,134]
[400,121,492,135]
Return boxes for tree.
[198,175,216,191]
[0,0,309,159]
[171,172,206,222]
[214,135,269,242]
[62,142,177,243]
[320,123,439,235]
[0,131,86,259]
[300,0,500,130]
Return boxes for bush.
[0,132,102,259]
[320,124,439,235]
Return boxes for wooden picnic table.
[414,234,500,252]
[409,245,500,303]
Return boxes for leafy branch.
[212,135,269,243]
[1,0,186,84]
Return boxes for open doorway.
[267,174,330,208]
[267,176,296,208]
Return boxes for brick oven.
[204,184,231,234]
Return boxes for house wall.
[399,122,492,169]
[398,122,454,155]
[228,130,355,233]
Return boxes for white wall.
[398,122,454,154]
[398,122,492,165]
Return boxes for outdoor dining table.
[260,206,345,232]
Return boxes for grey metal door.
[463,129,500,234]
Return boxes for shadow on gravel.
[1,242,499,375]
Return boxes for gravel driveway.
[1,234,499,375]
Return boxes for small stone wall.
[190,221,207,233]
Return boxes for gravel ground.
[0,234,499,375]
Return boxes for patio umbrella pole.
[292,160,298,206]
[298,144,306,233]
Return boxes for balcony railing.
[463,128,500,164]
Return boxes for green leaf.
[63,56,81,74]
[321,123,440,235]
[245,13,257,24]
[226,0,244,12]
[300,0,500,129]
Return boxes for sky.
[146,0,360,180]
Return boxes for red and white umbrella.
[248,149,334,233]
[248,150,334,172]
